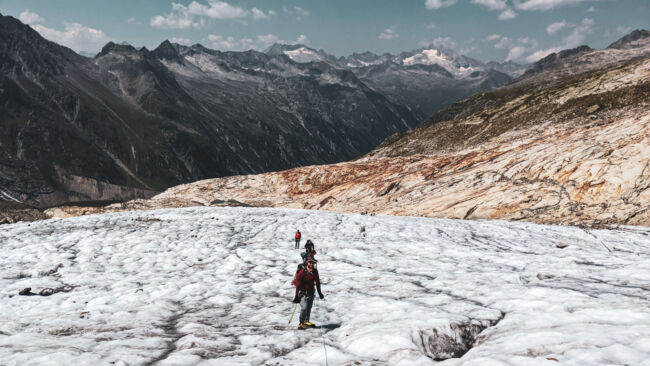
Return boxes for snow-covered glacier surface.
[1,207,649,365]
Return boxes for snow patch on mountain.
[402,49,450,66]
[403,49,478,77]
[283,47,324,63]
[345,58,387,68]
[183,54,228,76]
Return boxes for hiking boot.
[303,321,315,327]
[297,323,307,330]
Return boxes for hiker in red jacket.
[294,230,301,249]
[292,258,324,329]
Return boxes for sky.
[0,0,648,63]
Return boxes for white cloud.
[151,1,275,28]
[187,1,247,19]
[494,36,513,49]
[239,37,255,50]
[170,37,192,45]
[296,34,310,44]
[207,34,258,50]
[151,12,203,29]
[208,34,239,50]
[498,9,518,20]
[525,47,563,62]
[515,0,589,12]
[506,46,528,61]
[425,0,458,10]
[19,9,45,25]
[525,17,595,62]
[257,33,280,47]
[496,36,538,61]
[379,26,399,40]
[294,7,309,18]
[432,36,457,49]
[283,6,310,19]
[32,22,112,53]
[471,0,516,20]
[518,37,537,45]
[562,17,594,47]
[251,8,270,20]
[546,20,567,34]
[127,17,136,24]
[472,0,508,11]
[252,33,310,48]
[586,6,595,12]
[487,34,501,41]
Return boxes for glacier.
[1,207,649,365]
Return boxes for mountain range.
[270,43,524,120]
[0,12,521,208]
[56,30,650,228]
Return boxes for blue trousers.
[299,294,314,323]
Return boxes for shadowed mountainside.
[0,14,419,208]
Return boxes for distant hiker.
[294,230,302,249]
[292,258,324,329]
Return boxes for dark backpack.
[305,240,315,252]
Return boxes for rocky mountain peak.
[607,29,650,50]
[97,41,138,57]
[515,45,594,82]
[0,12,81,75]
[188,43,213,53]
[514,30,650,86]
[151,40,183,63]
[0,13,49,47]
[263,43,330,64]
[264,43,299,56]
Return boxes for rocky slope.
[0,15,161,207]
[53,31,650,227]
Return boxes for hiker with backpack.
[302,240,315,262]
[294,230,301,249]
[292,239,317,287]
[292,258,324,329]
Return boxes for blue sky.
[1,0,648,63]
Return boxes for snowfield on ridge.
[1,207,649,365]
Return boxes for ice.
[0,207,649,365]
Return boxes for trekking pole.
[288,303,298,324]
